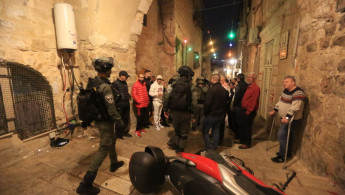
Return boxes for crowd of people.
[76,56,306,194]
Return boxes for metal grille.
[0,60,56,139]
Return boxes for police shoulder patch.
[105,94,114,104]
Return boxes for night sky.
[202,0,243,59]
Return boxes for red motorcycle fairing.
[180,153,223,182]
[229,161,285,194]
[167,158,231,195]
[180,152,286,195]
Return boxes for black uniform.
[112,78,131,137]
[144,77,152,125]
[164,76,194,152]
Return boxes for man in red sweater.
[238,73,260,149]
[132,74,150,137]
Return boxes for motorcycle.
[129,146,296,195]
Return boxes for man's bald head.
[211,74,220,84]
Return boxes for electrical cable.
[196,1,242,12]
[158,0,176,50]
[69,58,82,89]
[61,56,69,126]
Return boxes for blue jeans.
[277,119,300,157]
[202,115,224,149]
[277,123,289,157]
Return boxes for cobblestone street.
[0,119,344,195]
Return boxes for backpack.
[77,78,110,127]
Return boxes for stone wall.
[0,0,152,127]
[296,0,345,188]
[174,0,203,78]
[135,0,175,80]
[136,0,204,81]
[241,0,345,188]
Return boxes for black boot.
[76,171,100,195]
[110,161,124,172]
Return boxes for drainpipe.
[292,4,300,68]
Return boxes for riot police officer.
[191,76,208,131]
[164,65,196,153]
[76,57,124,195]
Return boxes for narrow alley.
[0,121,344,194]
[0,0,345,194]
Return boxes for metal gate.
[0,60,56,140]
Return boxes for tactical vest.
[169,77,192,111]
[193,85,207,104]
[112,79,130,107]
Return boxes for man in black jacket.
[111,71,132,139]
[233,73,248,141]
[202,74,229,150]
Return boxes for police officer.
[191,76,208,131]
[164,65,196,153]
[76,57,124,195]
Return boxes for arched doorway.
[0,60,56,140]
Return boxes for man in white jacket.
[149,75,165,130]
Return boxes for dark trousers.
[229,110,238,138]
[203,114,224,149]
[168,111,191,149]
[219,115,226,141]
[236,109,256,146]
[135,107,148,131]
[116,105,130,136]
[144,97,153,124]
[89,121,118,172]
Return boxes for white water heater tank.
[54,3,78,50]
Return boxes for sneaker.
[167,142,178,150]
[141,129,147,134]
[124,133,132,137]
[161,121,170,127]
[135,131,141,137]
[271,156,285,163]
[158,124,165,129]
[155,125,161,131]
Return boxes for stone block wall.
[136,0,204,81]
[241,0,345,188]
[174,0,203,78]
[0,0,152,127]
[135,0,175,80]
[296,0,345,188]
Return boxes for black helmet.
[196,76,206,84]
[177,65,194,77]
[92,57,114,72]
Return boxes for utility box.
[248,28,260,44]
[54,3,78,50]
